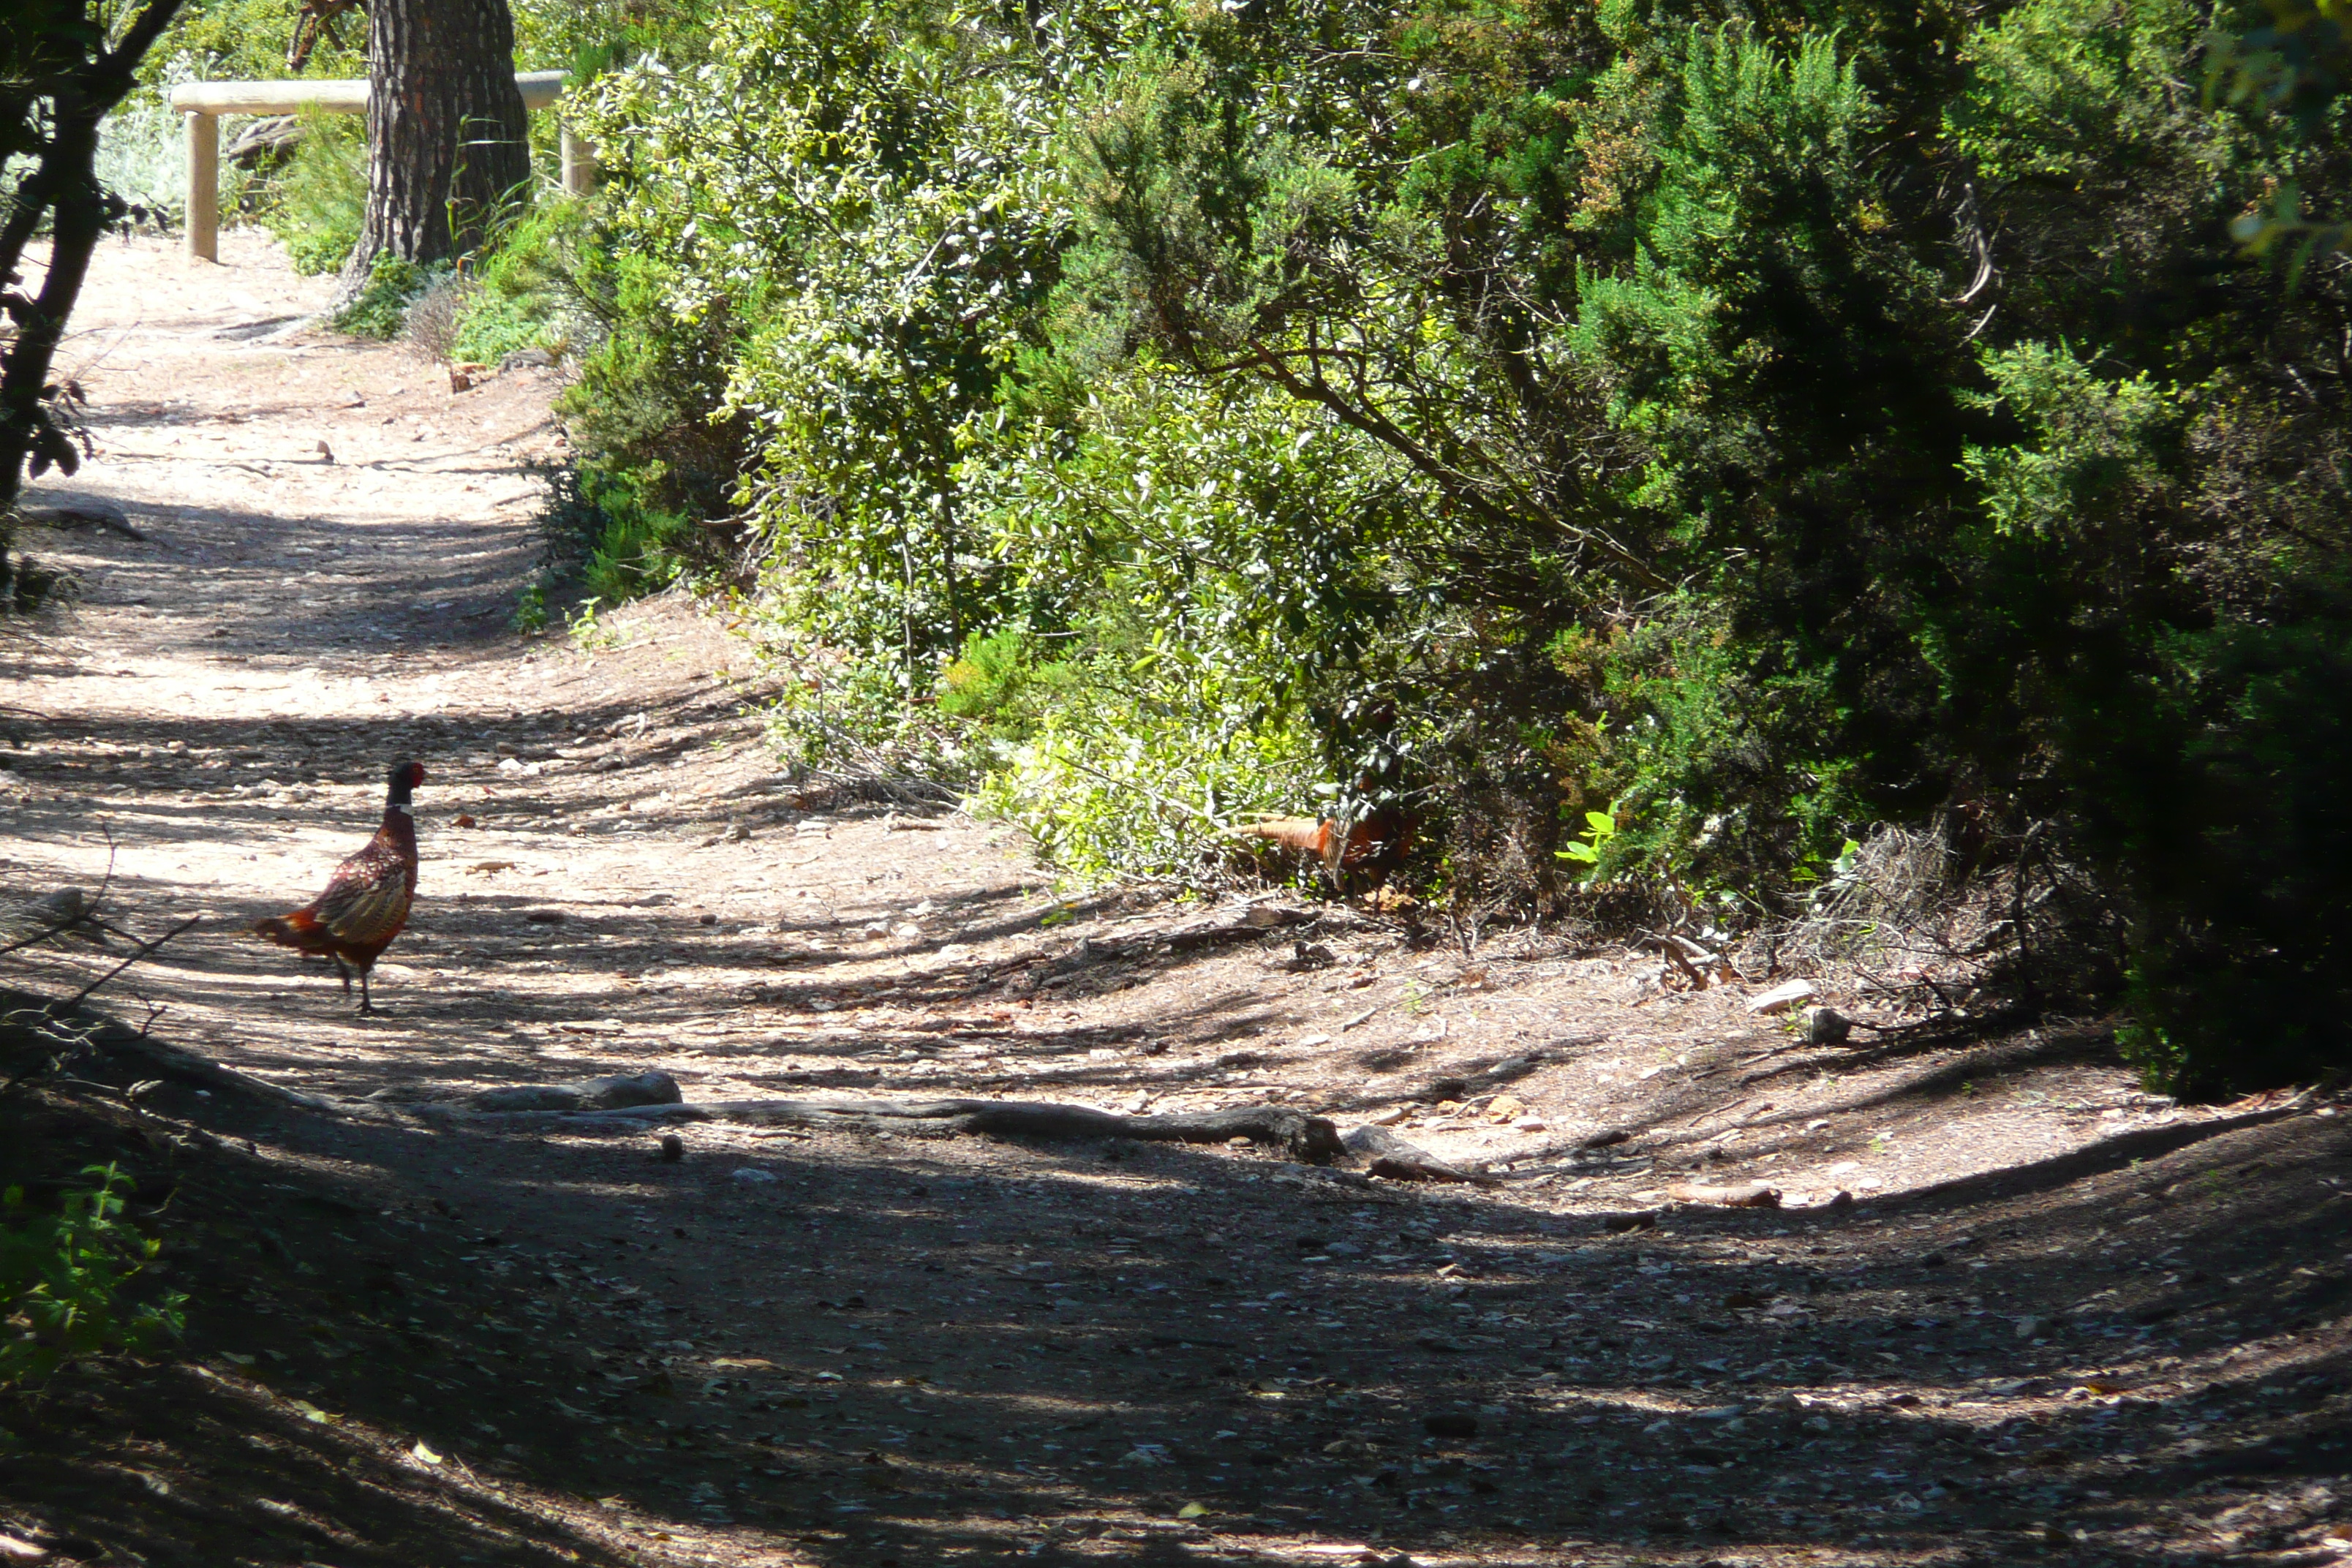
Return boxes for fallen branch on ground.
[86,1029,339,1111]
[1341,1124,1499,1185]
[1,984,339,1110]
[24,501,147,541]
[446,1094,1347,1164]
[1665,1180,1782,1209]
[469,1071,681,1113]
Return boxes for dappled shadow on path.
[11,709,2351,1564]
[15,995,2348,1568]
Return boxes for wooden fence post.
[168,72,572,264]
[184,111,219,262]
[560,124,598,196]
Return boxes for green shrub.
[2100,587,2352,1096]
[148,0,359,89]
[94,94,197,223]
[450,289,557,365]
[938,624,1066,738]
[528,459,698,608]
[263,105,366,276]
[1,1164,184,1390]
[1548,603,1859,897]
[760,638,976,791]
[331,253,447,339]
[549,0,2352,1094]
[973,647,1327,883]
[450,203,585,363]
[576,469,693,603]
[461,203,753,600]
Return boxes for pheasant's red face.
[407,763,428,788]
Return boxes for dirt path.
[4,235,2351,1568]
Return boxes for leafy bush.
[546,0,2349,1094]
[527,459,702,611]
[938,624,1061,736]
[331,253,448,339]
[2101,587,2352,1096]
[449,288,559,366]
[1,1164,184,1389]
[571,467,694,603]
[263,106,366,276]
[92,93,193,223]
[449,203,584,363]
[1552,603,1858,895]
[761,641,974,792]
[974,665,1325,883]
[455,201,753,601]
[146,0,360,89]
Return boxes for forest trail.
[2,235,2349,1568]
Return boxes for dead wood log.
[438,1103,706,1131]
[90,1033,339,1112]
[453,1095,1346,1163]
[1643,931,1742,987]
[1665,1180,1782,1209]
[1341,1124,1499,1186]
[223,114,301,166]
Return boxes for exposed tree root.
[446,1094,1349,1164]
[1340,1123,1499,1185]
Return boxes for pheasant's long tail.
[1226,817,1338,859]
[251,908,324,949]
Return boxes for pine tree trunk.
[341,0,529,290]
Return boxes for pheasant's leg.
[332,956,353,995]
[357,969,377,1017]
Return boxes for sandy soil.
[2,233,2349,1568]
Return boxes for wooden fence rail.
[165,69,589,263]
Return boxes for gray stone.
[470,1070,682,1113]
[1805,1006,1853,1045]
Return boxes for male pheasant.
[1228,802,1416,880]
[252,759,424,1014]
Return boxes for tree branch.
[56,916,201,1012]
[0,0,189,517]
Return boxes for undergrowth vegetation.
[0,1164,183,1394]
[103,0,2352,1094]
